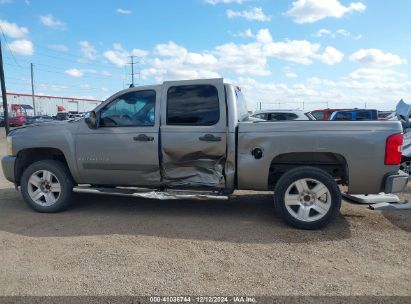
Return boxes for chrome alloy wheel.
[284,178,331,222]
[27,170,61,206]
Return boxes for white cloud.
[154,41,187,57]
[285,72,298,78]
[336,29,350,37]
[227,7,271,22]
[103,43,148,67]
[256,28,272,43]
[286,0,366,24]
[48,44,68,52]
[101,70,112,77]
[318,46,344,65]
[102,29,344,85]
[205,0,243,4]
[0,19,29,38]
[215,42,271,76]
[79,41,97,60]
[116,8,132,14]
[315,28,334,38]
[234,70,411,112]
[40,14,65,30]
[350,49,407,67]
[0,0,13,4]
[232,28,254,38]
[143,43,221,81]
[264,40,321,65]
[315,28,362,40]
[65,68,84,77]
[349,68,407,82]
[8,39,33,56]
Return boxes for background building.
[0,92,102,117]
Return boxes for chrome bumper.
[1,156,16,183]
[385,170,409,193]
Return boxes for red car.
[9,115,26,127]
[309,108,345,120]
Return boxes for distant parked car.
[378,111,395,120]
[309,108,344,120]
[55,112,69,121]
[68,113,84,121]
[8,115,26,127]
[330,109,379,121]
[0,115,4,127]
[251,110,315,121]
[25,115,54,125]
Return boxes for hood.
[395,99,411,129]
[9,120,79,136]
[395,99,411,119]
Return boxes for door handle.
[199,134,222,142]
[133,134,154,142]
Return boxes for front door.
[160,79,227,189]
[75,88,161,187]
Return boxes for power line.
[0,25,24,68]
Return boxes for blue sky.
[0,0,410,110]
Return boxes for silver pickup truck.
[1,78,408,229]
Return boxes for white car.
[251,109,315,121]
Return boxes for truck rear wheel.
[20,160,74,212]
[273,166,341,230]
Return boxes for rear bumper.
[385,170,409,193]
[1,156,16,183]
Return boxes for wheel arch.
[15,147,75,185]
[268,152,349,189]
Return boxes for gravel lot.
[0,128,410,296]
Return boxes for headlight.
[6,136,13,156]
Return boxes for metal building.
[0,92,102,116]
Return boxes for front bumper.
[385,170,409,193]
[1,156,16,183]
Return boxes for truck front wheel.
[273,166,341,230]
[20,160,74,212]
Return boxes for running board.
[73,186,229,200]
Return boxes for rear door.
[160,79,227,189]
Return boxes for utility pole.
[129,55,138,88]
[31,63,36,115]
[0,40,9,134]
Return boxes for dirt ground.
[0,128,410,296]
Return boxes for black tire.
[20,160,75,212]
[274,166,341,230]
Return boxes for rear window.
[167,85,219,125]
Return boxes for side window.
[270,113,288,121]
[286,113,298,120]
[356,111,371,121]
[335,112,352,121]
[312,112,324,120]
[253,113,266,120]
[100,90,156,127]
[167,85,219,125]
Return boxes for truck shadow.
[381,211,411,232]
[0,188,351,243]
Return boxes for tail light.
[385,133,403,165]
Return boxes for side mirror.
[85,111,98,129]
